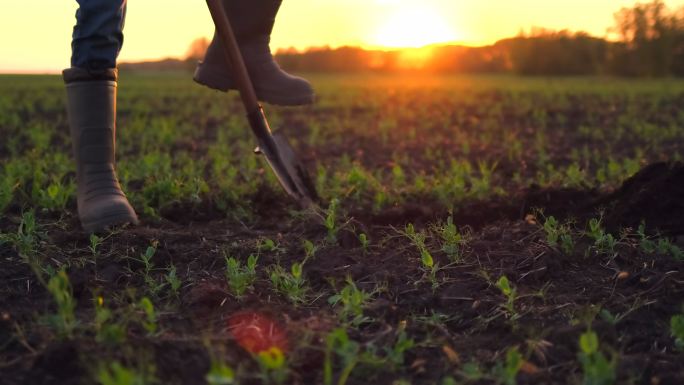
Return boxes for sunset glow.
[3,0,684,73]
[372,6,459,48]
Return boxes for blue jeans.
[71,0,127,70]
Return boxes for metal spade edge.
[206,0,319,208]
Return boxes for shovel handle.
[206,0,260,113]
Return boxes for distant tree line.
[126,1,684,77]
[275,0,684,77]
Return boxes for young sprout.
[165,264,182,298]
[496,276,520,322]
[384,323,415,369]
[303,239,317,263]
[586,217,617,256]
[88,233,103,258]
[138,297,158,336]
[671,313,684,351]
[94,295,126,345]
[258,238,283,254]
[97,362,151,385]
[325,198,340,244]
[433,216,468,263]
[270,262,308,304]
[324,328,361,385]
[328,276,372,326]
[206,361,235,385]
[358,233,370,254]
[46,269,77,339]
[542,215,574,255]
[136,243,165,297]
[225,254,258,298]
[404,223,440,289]
[578,330,616,385]
[1,210,46,284]
[492,347,523,385]
[256,347,288,385]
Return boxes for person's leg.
[71,0,127,71]
[64,0,138,233]
[194,0,314,106]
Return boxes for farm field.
[1,72,683,385]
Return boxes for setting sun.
[372,6,459,48]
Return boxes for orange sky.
[2,0,684,73]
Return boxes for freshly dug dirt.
[603,162,684,235]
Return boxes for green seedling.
[46,269,77,339]
[457,347,523,384]
[492,347,523,385]
[165,264,182,298]
[270,262,308,304]
[496,276,520,322]
[404,223,440,289]
[598,297,650,326]
[413,311,458,329]
[135,243,165,297]
[637,222,657,254]
[433,216,467,263]
[383,324,415,369]
[224,254,258,298]
[94,295,126,345]
[324,328,361,385]
[391,164,406,189]
[256,347,288,385]
[458,362,486,381]
[324,325,408,385]
[598,308,623,326]
[656,238,684,261]
[0,174,17,213]
[257,238,283,254]
[206,361,235,385]
[637,222,684,260]
[542,215,574,255]
[325,198,340,244]
[138,297,158,336]
[586,218,617,256]
[578,330,616,385]
[671,313,684,351]
[328,276,372,326]
[303,239,317,263]
[34,178,75,211]
[97,361,156,385]
[358,233,370,254]
[89,233,103,259]
[373,190,389,212]
[1,210,46,283]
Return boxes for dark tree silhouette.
[185,37,210,62]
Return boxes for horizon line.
[0,32,618,75]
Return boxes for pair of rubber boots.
[64,0,313,233]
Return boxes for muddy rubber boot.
[63,68,139,233]
[194,0,314,106]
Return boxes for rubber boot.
[63,68,139,233]
[194,0,314,106]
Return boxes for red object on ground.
[227,311,289,353]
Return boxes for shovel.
[205,0,319,208]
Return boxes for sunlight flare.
[372,6,459,48]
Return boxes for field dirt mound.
[604,162,684,235]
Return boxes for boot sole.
[193,68,315,106]
[82,211,139,233]
[261,92,315,106]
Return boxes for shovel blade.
[258,131,318,208]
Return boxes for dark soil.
[1,165,683,385]
[603,162,684,235]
